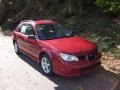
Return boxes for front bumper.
[52,52,101,77]
[55,60,101,77]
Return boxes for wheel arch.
[39,51,52,63]
[39,52,48,58]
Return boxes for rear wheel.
[14,42,20,54]
[40,54,53,76]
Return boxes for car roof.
[21,20,58,25]
[35,20,58,24]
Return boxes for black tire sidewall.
[14,42,20,54]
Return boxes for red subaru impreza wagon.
[12,20,101,77]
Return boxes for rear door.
[15,24,28,52]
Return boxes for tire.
[40,54,53,76]
[14,42,20,54]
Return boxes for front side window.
[36,24,73,40]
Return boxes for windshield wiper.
[54,35,74,39]
[41,35,74,40]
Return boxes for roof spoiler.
[21,20,33,22]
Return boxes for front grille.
[78,55,86,60]
[88,53,96,60]
[77,52,97,61]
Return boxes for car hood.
[44,36,97,54]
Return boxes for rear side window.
[25,25,35,35]
[19,24,35,35]
[20,25,27,34]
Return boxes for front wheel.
[40,54,53,76]
[14,42,20,54]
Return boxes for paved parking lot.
[0,32,119,90]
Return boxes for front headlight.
[60,53,79,62]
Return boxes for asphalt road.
[0,32,119,90]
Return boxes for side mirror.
[28,35,36,39]
[71,31,75,35]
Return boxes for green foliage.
[65,17,85,34]
[0,2,4,22]
[66,16,120,52]
[95,0,120,14]
[113,49,120,59]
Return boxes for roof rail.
[21,20,33,22]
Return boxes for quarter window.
[20,25,27,34]
[19,24,35,36]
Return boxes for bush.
[95,0,120,14]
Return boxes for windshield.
[36,24,73,40]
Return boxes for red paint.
[44,36,97,54]
[12,20,101,77]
